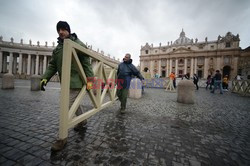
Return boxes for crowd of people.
[169,70,241,94]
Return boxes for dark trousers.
[194,82,199,90]
[222,82,228,89]
[206,83,212,90]
[117,88,129,109]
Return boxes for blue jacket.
[117,59,143,89]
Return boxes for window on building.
[155,50,158,53]
[161,60,166,67]
[224,57,230,64]
[210,45,214,49]
[197,57,204,65]
[188,47,190,49]
[178,70,183,78]
[173,48,176,51]
[226,42,231,48]
[161,71,166,77]
[198,70,203,78]
[145,50,148,54]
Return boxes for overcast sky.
[0,0,249,66]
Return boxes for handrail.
[59,39,118,139]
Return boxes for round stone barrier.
[2,73,14,89]
[177,80,195,104]
[129,78,142,99]
[30,75,41,91]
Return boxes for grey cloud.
[0,0,250,65]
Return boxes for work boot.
[51,138,67,152]
[74,120,87,131]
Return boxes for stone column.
[190,57,194,76]
[35,54,39,75]
[8,52,13,74]
[232,56,238,79]
[166,59,169,76]
[158,60,161,77]
[204,57,209,79]
[27,54,31,75]
[169,59,172,74]
[150,60,154,77]
[43,55,47,74]
[220,56,224,69]
[31,56,35,75]
[39,56,43,75]
[184,58,187,74]
[3,54,7,73]
[140,60,144,72]
[22,55,27,74]
[0,51,2,73]
[175,58,178,77]
[13,54,17,74]
[216,56,221,70]
[18,53,23,74]
[194,57,197,74]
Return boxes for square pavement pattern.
[0,79,250,165]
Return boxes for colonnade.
[0,51,51,77]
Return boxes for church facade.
[140,30,249,79]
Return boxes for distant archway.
[144,67,149,72]
[223,66,231,78]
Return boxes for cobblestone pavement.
[0,79,250,166]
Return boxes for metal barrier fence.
[143,78,208,88]
[231,80,250,96]
[59,39,118,140]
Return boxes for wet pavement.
[0,79,250,166]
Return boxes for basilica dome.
[173,29,192,45]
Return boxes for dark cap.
[56,21,71,34]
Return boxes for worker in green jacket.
[40,21,94,151]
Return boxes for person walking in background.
[117,53,144,114]
[40,21,94,151]
[193,73,199,90]
[169,72,176,88]
[206,75,212,90]
[211,70,223,94]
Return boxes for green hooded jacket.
[42,33,94,89]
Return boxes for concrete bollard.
[129,78,142,99]
[177,80,195,104]
[2,73,14,89]
[30,75,41,91]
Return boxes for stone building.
[0,36,120,80]
[140,30,250,79]
[238,46,250,80]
